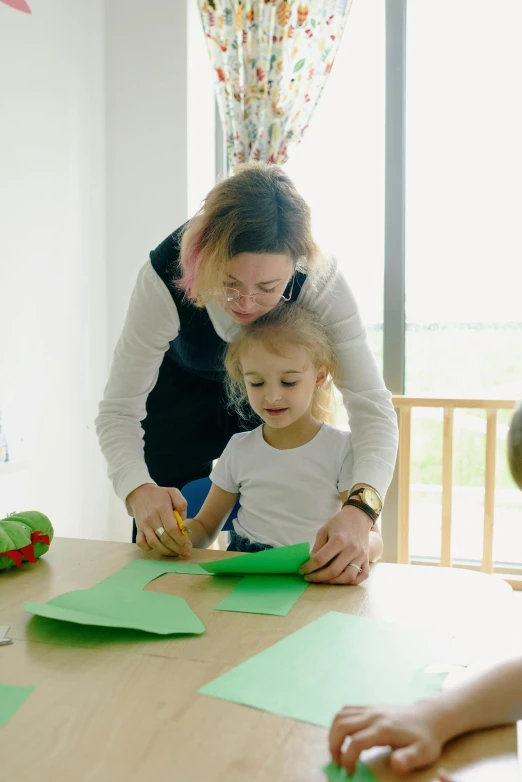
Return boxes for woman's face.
[221,253,294,325]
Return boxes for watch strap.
[348,487,382,513]
[342,497,378,525]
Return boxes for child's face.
[240,341,326,429]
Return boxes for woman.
[96,163,398,585]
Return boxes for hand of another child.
[329,701,447,775]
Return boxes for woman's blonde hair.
[224,303,339,424]
[178,163,327,306]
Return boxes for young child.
[328,657,522,779]
[183,303,383,571]
[328,399,522,780]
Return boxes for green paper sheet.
[0,683,35,727]
[323,761,377,782]
[25,587,204,635]
[123,558,209,577]
[89,558,209,594]
[200,542,310,575]
[199,611,456,727]
[214,575,309,616]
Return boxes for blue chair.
[181,477,239,532]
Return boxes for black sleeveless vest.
[149,227,307,382]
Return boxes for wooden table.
[1,538,520,782]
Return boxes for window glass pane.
[284,0,385,373]
[406,0,522,565]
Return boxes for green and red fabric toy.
[0,511,53,570]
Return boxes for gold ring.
[155,526,166,538]
[348,563,362,573]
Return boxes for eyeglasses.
[218,275,295,308]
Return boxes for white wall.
[0,0,216,541]
[105,0,189,356]
[0,0,109,539]
[104,1,216,540]
[105,0,188,540]
[105,0,215,347]
[187,0,216,217]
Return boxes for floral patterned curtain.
[198,1,353,167]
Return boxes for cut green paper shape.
[200,611,454,727]
[89,558,209,594]
[214,575,309,616]
[200,542,310,575]
[323,760,378,782]
[25,587,204,635]
[125,558,209,577]
[0,683,35,727]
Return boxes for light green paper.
[214,575,309,616]
[0,683,35,727]
[200,542,310,575]
[199,611,455,727]
[121,558,209,577]
[88,558,209,594]
[25,587,204,635]
[323,761,378,782]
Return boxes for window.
[285,0,522,567]
[285,0,385,372]
[406,0,522,566]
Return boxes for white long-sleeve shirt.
[95,256,398,508]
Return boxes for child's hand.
[437,771,457,782]
[329,701,447,775]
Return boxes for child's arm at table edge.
[187,484,238,549]
[429,655,522,741]
[330,656,522,775]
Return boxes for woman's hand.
[127,483,192,558]
[300,505,372,585]
[329,701,448,775]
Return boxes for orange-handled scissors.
[173,509,189,537]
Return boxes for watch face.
[362,489,381,512]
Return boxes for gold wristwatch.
[343,487,382,524]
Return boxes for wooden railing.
[392,397,518,574]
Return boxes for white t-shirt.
[209,423,354,548]
[96,255,398,508]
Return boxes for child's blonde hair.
[224,303,339,424]
[178,163,327,306]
